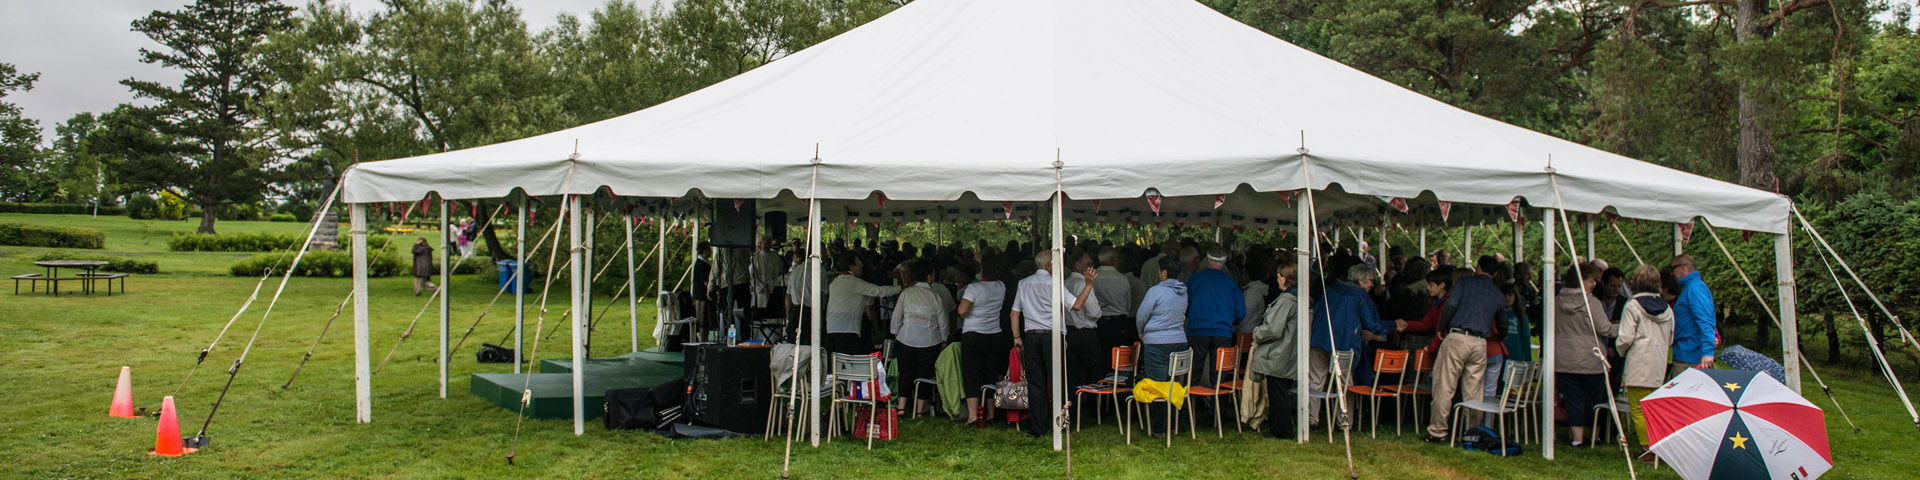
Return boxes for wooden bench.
[78,273,128,296]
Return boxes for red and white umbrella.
[1643,369,1831,480]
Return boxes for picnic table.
[13,260,128,296]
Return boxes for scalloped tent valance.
[340,0,1790,233]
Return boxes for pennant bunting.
[1277,190,1294,207]
[876,192,888,209]
[1214,194,1226,209]
[733,199,745,211]
[1147,195,1162,215]
[1437,200,1452,222]
[1388,197,1410,213]
[1001,201,1014,219]
[1678,222,1694,245]
[1506,200,1523,223]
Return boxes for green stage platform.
[470,348,685,419]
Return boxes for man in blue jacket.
[1185,246,1245,389]
[1668,255,1718,376]
[1308,264,1403,426]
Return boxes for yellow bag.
[1131,378,1187,409]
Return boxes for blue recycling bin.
[496,260,526,293]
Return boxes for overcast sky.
[2,1,1914,143]
[0,0,618,142]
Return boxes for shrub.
[0,223,105,249]
[0,202,127,215]
[36,252,160,274]
[269,213,299,222]
[127,194,189,220]
[230,249,405,278]
[202,202,268,221]
[169,232,304,252]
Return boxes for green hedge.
[0,202,127,216]
[0,223,105,249]
[230,250,406,278]
[36,252,160,274]
[169,232,303,252]
[269,213,299,222]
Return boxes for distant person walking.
[412,237,437,296]
[1668,254,1718,375]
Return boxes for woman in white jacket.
[1614,265,1675,461]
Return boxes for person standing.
[1184,246,1246,390]
[825,253,898,355]
[891,261,949,417]
[1554,262,1617,447]
[1423,258,1505,443]
[1308,264,1401,426]
[692,242,713,336]
[411,237,437,296]
[1093,247,1138,350]
[1615,265,1675,460]
[1010,249,1098,438]
[1668,254,1718,376]
[1134,255,1190,439]
[1249,256,1301,439]
[957,257,1009,425]
[1063,251,1107,387]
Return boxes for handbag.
[993,378,1029,410]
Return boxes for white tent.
[337,0,1801,460]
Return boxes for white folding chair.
[1306,350,1357,443]
[1450,361,1534,455]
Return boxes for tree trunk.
[476,199,510,262]
[1825,308,1840,364]
[1733,0,1779,191]
[1755,311,1772,351]
[198,202,220,234]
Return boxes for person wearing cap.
[1184,246,1245,392]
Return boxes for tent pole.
[585,209,596,354]
[1049,180,1065,452]
[627,212,639,353]
[515,197,526,373]
[1513,218,1524,263]
[1419,227,1427,261]
[439,199,450,399]
[1376,224,1386,276]
[1586,216,1596,260]
[1294,195,1311,443]
[351,202,371,423]
[1464,225,1473,263]
[569,195,586,435]
[1777,229,1800,393]
[692,217,701,339]
[1673,222,1684,258]
[655,216,666,348]
[806,197,824,447]
[1541,208,1557,460]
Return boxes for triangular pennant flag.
[734,199,745,211]
[1001,201,1014,219]
[1146,195,1162,215]
[1278,190,1295,207]
[1742,229,1756,242]
[1092,199,1101,211]
[1605,211,1620,225]
[1388,197,1410,213]
[1437,200,1453,222]
[1506,200,1522,223]
[1214,194,1226,209]
[876,192,889,209]
[1678,222,1694,245]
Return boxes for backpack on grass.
[1458,425,1524,457]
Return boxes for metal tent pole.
[351,203,371,423]
[1541,208,1557,459]
[515,197,526,373]
[807,195,824,446]
[569,195,586,435]
[626,213,638,353]
[439,200,450,399]
[1777,229,1800,393]
[1294,196,1312,443]
[1049,182,1065,451]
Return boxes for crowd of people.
[693,230,1718,458]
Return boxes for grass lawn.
[3,214,1916,478]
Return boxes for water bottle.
[726,325,737,346]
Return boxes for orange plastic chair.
[1346,349,1410,437]
[1075,345,1137,431]
[1224,332,1254,390]
[1185,347,1241,437]
[1382,349,1435,429]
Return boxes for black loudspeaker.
[682,344,771,434]
[605,378,686,430]
[711,199,757,248]
[763,210,787,245]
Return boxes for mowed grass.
[3,214,1917,479]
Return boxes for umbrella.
[1643,369,1831,480]
[1719,345,1787,384]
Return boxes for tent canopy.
[340,0,1790,234]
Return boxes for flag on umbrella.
[1644,369,1831,480]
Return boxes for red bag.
[854,406,898,440]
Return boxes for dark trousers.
[1189,335,1232,388]
[1096,315,1137,350]
[897,343,941,401]
[787,306,813,345]
[1265,376,1299,438]
[1021,331,1056,436]
[1557,372,1609,431]
[1066,327,1107,387]
[826,332,870,356]
[961,331,1010,399]
[1140,342,1188,435]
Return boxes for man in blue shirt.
[1308,264,1403,425]
[1185,246,1245,389]
[1668,255,1718,376]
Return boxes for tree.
[111,0,296,233]
[44,113,117,206]
[0,63,44,202]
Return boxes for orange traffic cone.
[110,366,136,418]
[149,396,195,456]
